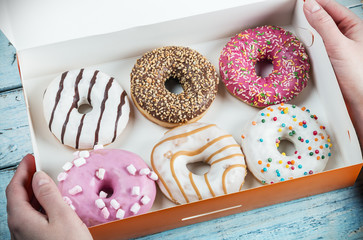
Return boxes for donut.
[130,46,219,128]
[241,103,332,184]
[219,26,310,107]
[57,147,157,227]
[43,68,130,149]
[151,122,247,204]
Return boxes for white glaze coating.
[151,122,247,204]
[43,69,130,149]
[241,104,332,184]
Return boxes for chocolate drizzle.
[61,69,84,144]
[49,71,68,131]
[112,90,127,142]
[94,78,114,145]
[75,114,86,149]
[87,70,99,105]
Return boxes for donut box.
[1,0,362,239]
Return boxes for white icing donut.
[241,103,332,184]
[151,122,247,204]
[43,69,130,149]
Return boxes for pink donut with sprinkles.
[57,147,157,227]
[219,26,310,107]
[241,103,332,184]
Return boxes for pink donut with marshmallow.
[58,147,157,227]
[219,26,310,107]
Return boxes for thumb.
[32,171,73,221]
[303,0,344,49]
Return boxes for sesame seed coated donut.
[130,46,219,128]
[219,26,310,107]
[241,103,332,185]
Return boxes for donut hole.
[255,59,274,78]
[278,139,296,156]
[187,161,211,175]
[98,182,114,198]
[165,76,184,94]
[78,103,93,114]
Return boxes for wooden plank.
[0,88,33,169]
[0,168,15,240]
[0,31,22,92]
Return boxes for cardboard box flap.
[0,0,263,51]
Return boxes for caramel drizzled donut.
[130,46,219,128]
[43,69,130,149]
[151,122,247,204]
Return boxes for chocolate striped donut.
[151,122,247,204]
[43,69,130,149]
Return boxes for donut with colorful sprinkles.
[219,26,310,107]
[241,103,332,184]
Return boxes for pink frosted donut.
[57,147,157,227]
[219,26,310,107]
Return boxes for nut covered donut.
[58,147,157,227]
[219,26,310,107]
[43,69,130,149]
[151,122,247,204]
[241,103,332,184]
[130,46,219,128]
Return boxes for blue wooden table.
[1,1,363,239]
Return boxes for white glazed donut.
[241,103,332,184]
[43,69,130,149]
[151,122,247,204]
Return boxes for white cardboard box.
[1,0,362,239]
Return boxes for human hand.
[6,154,93,240]
[303,0,363,143]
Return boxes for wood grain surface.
[0,1,362,239]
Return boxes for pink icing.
[58,149,156,227]
[219,26,310,107]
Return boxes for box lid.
[0,0,260,50]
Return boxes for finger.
[316,0,363,40]
[6,154,36,215]
[32,170,74,222]
[303,0,345,49]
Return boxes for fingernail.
[34,171,50,186]
[305,0,321,13]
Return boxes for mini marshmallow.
[68,185,82,195]
[110,199,120,209]
[93,144,104,150]
[132,186,140,196]
[139,168,151,176]
[140,195,151,205]
[62,162,73,171]
[96,168,106,180]
[99,191,108,198]
[116,209,125,219]
[72,151,80,158]
[79,150,90,158]
[148,171,158,181]
[63,196,72,205]
[74,157,86,167]
[95,199,105,209]
[69,204,76,211]
[126,164,137,175]
[130,202,141,214]
[101,207,110,219]
[57,172,68,182]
